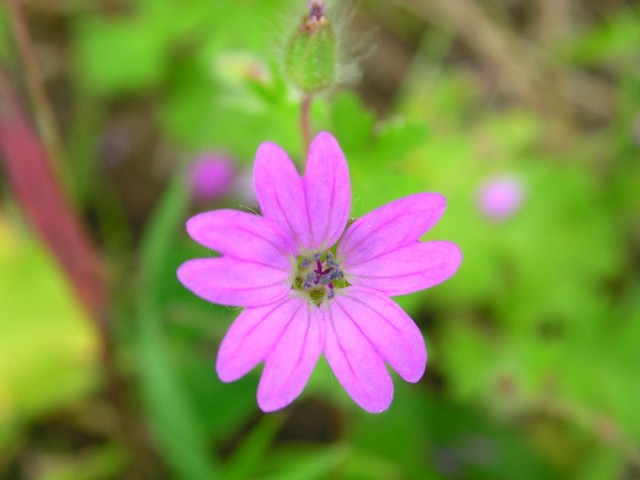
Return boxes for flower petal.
[338,193,446,267]
[186,209,294,268]
[258,299,324,412]
[345,241,462,296]
[216,296,306,382]
[177,257,290,307]
[334,287,426,382]
[303,132,351,250]
[254,141,311,248]
[324,302,394,413]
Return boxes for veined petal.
[216,296,306,382]
[258,300,324,412]
[345,241,462,297]
[186,209,295,267]
[334,287,426,382]
[177,257,290,307]
[324,302,394,413]
[254,142,311,248]
[303,132,351,250]
[338,193,446,266]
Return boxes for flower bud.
[477,175,525,222]
[189,154,235,204]
[283,1,337,93]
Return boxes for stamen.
[293,250,345,305]
[304,272,316,287]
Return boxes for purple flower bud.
[477,175,525,221]
[189,154,235,204]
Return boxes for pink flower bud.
[189,154,235,204]
[477,175,525,221]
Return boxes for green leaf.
[223,414,285,480]
[330,92,375,155]
[136,174,220,479]
[262,445,349,480]
[73,17,171,95]
[40,444,128,480]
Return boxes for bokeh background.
[1,0,640,478]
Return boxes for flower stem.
[300,93,313,160]
[6,0,67,187]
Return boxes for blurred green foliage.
[2,0,640,479]
[0,215,98,447]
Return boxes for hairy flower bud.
[283,1,337,93]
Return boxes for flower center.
[293,251,345,305]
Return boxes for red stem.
[6,0,67,185]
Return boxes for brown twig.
[535,0,572,47]
[400,0,549,104]
[392,0,613,128]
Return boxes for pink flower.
[189,154,235,204]
[477,175,525,221]
[177,132,462,413]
